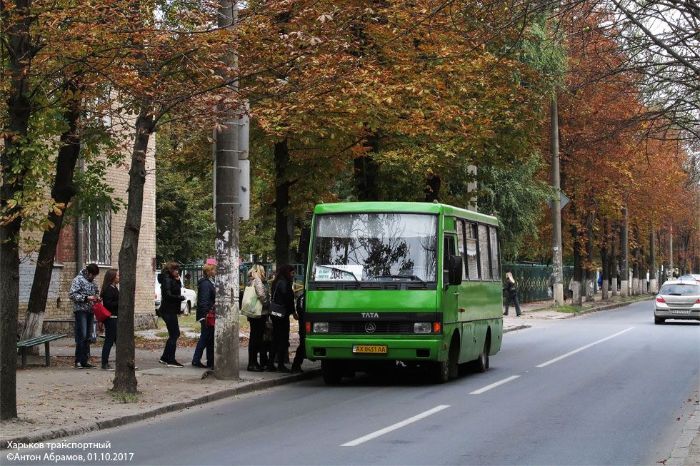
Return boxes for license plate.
[670,310,690,315]
[353,345,387,354]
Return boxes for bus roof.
[313,202,499,226]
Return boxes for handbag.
[240,285,263,318]
[205,309,216,327]
[269,282,286,318]
[92,301,112,323]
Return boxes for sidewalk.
[3,294,697,466]
[1,329,318,449]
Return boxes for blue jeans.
[74,311,94,365]
[101,317,117,366]
[192,321,214,367]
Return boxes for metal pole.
[214,0,240,380]
[550,96,564,305]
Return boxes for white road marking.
[469,375,521,395]
[536,327,635,368]
[341,405,450,447]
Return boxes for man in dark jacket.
[192,264,216,368]
[69,264,100,368]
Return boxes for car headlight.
[414,322,432,334]
[313,322,329,333]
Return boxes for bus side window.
[489,226,500,279]
[478,224,492,280]
[443,234,456,268]
[465,222,479,280]
[456,220,467,280]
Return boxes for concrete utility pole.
[214,0,240,380]
[550,96,564,305]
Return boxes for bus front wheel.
[322,360,343,385]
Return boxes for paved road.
[7,300,699,465]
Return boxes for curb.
[504,324,531,333]
[1,369,320,450]
[666,390,700,466]
[535,296,652,319]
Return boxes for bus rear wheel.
[321,360,343,385]
[473,338,490,373]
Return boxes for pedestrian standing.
[291,290,306,373]
[192,264,216,369]
[503,271,522,317]
[100,269,119,370]
[159,262,185,367]
[246,264,269,372]
[69,263,100,369]
[547,272,556,300]
[268,265,296,372]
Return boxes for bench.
[16,334,67,368]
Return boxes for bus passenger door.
[443,233,459,330]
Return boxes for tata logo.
[361,312,379,319]
[365,322,377,334]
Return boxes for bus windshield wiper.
[373,274,425,283]
[318,265,359,282]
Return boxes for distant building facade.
[18,148,157,330]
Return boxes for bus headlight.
[414,322,432,334]
[313,322,329,333]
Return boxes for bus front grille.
[328,321,414,334]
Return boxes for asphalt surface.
[6,300,699,465]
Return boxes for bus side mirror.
[448,255,463,286]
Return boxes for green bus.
[303,202,503,384]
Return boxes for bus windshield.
[311,213,438,283]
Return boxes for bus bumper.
[305,336,445,362]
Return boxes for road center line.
[341,405,450,447]
[469,375,521,395]
[536,327,635,368]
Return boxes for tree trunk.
[572,224,583,305]
[274,139,291,266]
[0,217,22,420]
[649,227,657,293]
[610,222,618,296]
[113,109,153,394]
[600,220,609,300]
[1,0,35,419]
[621,207,629,296]
[585,212,594,300]
[22,82,82,348]
[353,131,380,201]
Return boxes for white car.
[155,273,197,315]
[654,280,700,324]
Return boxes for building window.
[84,212,111,265]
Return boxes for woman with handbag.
[99,269,119,370]
[159,262,186,367]
[245,264,269,372]
[268,264,296,372]
[192,264,216,368]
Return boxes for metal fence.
[180,260,570,304]
[503,263,574,303]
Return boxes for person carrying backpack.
[503,271,522,317]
